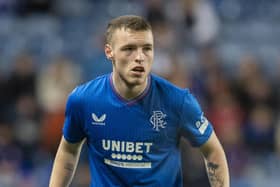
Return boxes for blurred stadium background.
[0,0,280,186]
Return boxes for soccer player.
[49,15,229,187]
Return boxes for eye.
[143,47,152,51]
[122,47,134,51]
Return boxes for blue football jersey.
[63,73,213,187]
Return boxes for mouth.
[131,66,145,74]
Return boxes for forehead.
[111,28,153,47]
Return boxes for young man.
[49,15,229,187]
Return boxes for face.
[105,28,154,87]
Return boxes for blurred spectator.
[276,118,280,155]
[0,0,17,15]
[1,54,42,179]
[0,122,23,187]
[181,0,220,47]
[16,0,54,16]
[83,31,111,79]
[145,0,166,26]
[233,54,278,115]
[190,45,225,105]
[0,71,9,121]
[7,54,36,100]
[275,59,280,156]
[243,105,276,154]
[206,91,244,141]
[37,56,81,154]
[13,94,41,156]
[36,56,81,112]
[150,17,188,87]
[3,53,37,122]
[272,57,280,112]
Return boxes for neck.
[112,73,148,100]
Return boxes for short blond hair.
[105,15,152,44]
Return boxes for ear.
[105,44,114,60]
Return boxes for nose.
[135,49,144,64]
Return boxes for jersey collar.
[109,73,151,105]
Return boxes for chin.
[130,79,144,86]
[129,77,146,86]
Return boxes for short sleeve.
[63,88,86,143]
[179,90,213,147]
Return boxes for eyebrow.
[121,43,153,48]
[142,44,153,47]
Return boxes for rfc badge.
[150,111,167,131]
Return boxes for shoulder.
[67,74,109,104]
[72,74,108,95]
[151,74,200,110]
[151,74,189,97]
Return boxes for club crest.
[150,111,167,131]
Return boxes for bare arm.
[199,132,230,187]
[49,136,85,187]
